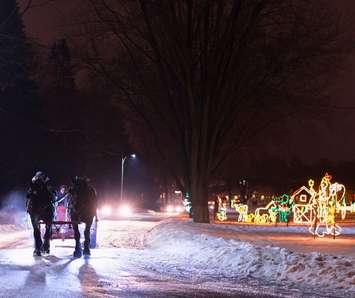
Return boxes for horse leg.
[42,221,52,253]
[83,218,93,255]
[30,214,42,256]
[72,223,82,258]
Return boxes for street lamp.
[120,154,136,201]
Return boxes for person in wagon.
[54,185,70,221]
[56,185,69,206]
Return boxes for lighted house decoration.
[291,180,316,224]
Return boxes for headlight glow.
[166,205,174,213]
[118,204,133,217]
[175,206,183,213]
[101,205,112,217]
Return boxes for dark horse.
[26,171,54,256]
[68,176,97,258]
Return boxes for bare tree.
[77,0,347,222]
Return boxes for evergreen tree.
[0,0,37,114]
[47,38,75,92]
[40,38,81,174]
[0,0,39,193]
[43,38,78,132]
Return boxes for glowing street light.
[120,154,136,201]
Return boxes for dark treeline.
[0,1,352,218]
[0,1,145,203]
[214,156,355,196]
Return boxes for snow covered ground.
[145,220,355,296]
[0,213,354,297]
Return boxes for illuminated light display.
[231,198,248,222]
[254,201,276,224]
[216,194,293,224]
[308,173,345,237]
[245,213,255,223]
[215,174,354,231]
[254,213,271,224]
[183,198,192,214]
[292,181,317,224]
[251,194,294,224]
[292,173,352,237]
[217,208,227,221]
[270,194,294,223]
[216,196,228,221]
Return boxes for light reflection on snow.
[0,270,29,290]
[0,218,353,297]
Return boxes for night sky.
[21,0,355,164]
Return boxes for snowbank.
[214,222,355,235]
[0,210,28,227]
[97,220,157,249]
[0,224,22,233]
[145,220,355,294]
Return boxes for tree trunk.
[191,178,210,223]
[193,200,210,223]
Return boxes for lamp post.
[120,154,136,201]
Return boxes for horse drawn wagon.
[40,201,97,249]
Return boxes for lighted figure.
[216,196,228,221]
[245,213,255,223]
[231,197,248,222]
[252,194,293,224]
[272,194,294,223]
[330,182,348,219]
[254,200,277,224]
[183,198,192,214]
[308,173,343,237]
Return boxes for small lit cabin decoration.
[291,180,317,224]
